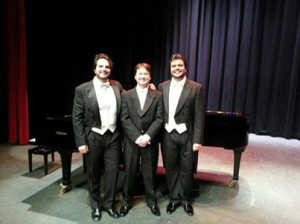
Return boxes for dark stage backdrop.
[3,0,300,143]
[25,0,166,139]
[157,0,300,139]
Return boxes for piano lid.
[35,115,76,150]
[206,110,246,117]
[203,111,249,149]
[34,111,249,151]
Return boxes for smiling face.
[134,63,151,88]
[170,58,187,81]
[94,58,111,81]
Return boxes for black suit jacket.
[120,87,164,168]
[158,78,205,171]
[72,79,123,147]
[120,87,163,143]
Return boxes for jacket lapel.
[141,89,155,116]
[131,89,143,117]
[175,80,191,115]
[163,81,170,113]
[86,82,100,123]
[111,83,122,115]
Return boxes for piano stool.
[28,146,55,175]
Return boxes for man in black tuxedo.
[158,53,205,216]
[119,63,163,217]
[72,53,122,222]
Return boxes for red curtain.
[6,0,29,145]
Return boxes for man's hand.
[135,135,151,148]
[149,83,156,90]
[78,145,89,154]
[192,143,202,151]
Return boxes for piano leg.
[58,151,73,193]
[229,147,246,187]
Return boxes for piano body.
[35,115,78,193]
[203,111,249,186]
[35,111,249,192]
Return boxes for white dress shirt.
[136,85,148,110]
[165,77,187,134]
[92,76,117,135]
[135,85,151,144]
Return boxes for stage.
[0,134,299,224]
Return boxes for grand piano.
[34,111,249,192]
[35,115,78,193]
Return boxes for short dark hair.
[93,53,114,70]
[170,53,187,68]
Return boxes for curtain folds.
[5,0,299,141]
[160,0,300,139]
[6,0,29,145]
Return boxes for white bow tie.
[171,82,183,87]
[99,81,110,88]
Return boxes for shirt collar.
[136,85,149,93]
[171,76,186,87]
[93,76,110,88]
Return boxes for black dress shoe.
[183,203,194,216]
[166,202,180,214]
[91,208,101,222]
[119,205,131,217]
[103,208,120,219]
[147,204,161,216]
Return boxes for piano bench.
[28,146,55,175]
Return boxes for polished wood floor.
[0,134,300,224]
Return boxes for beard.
[96,73,110,81]
[171,72,185,80]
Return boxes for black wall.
[26,0,166,139]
